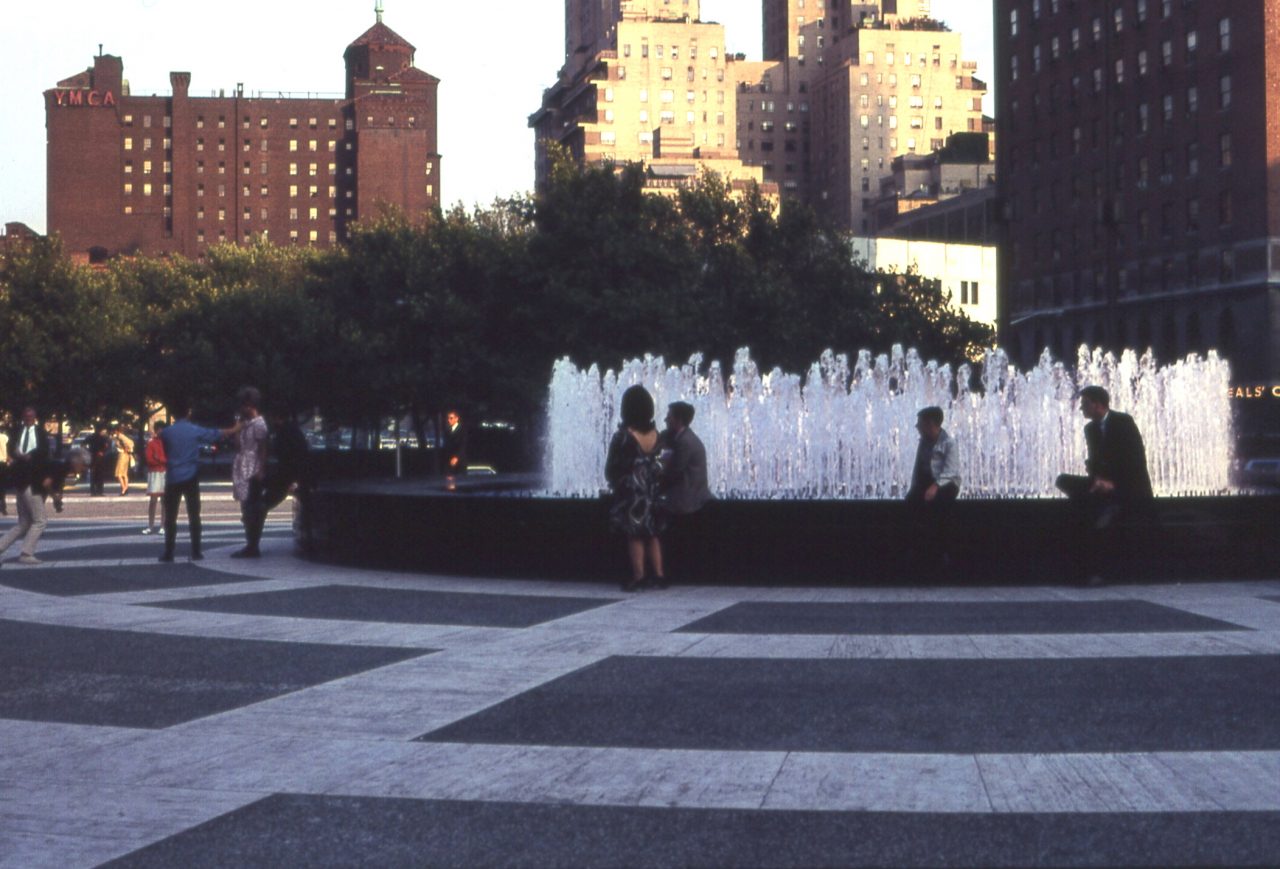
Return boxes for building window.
[289,163,298,176]
[1220,133,1232,167]
[289,208,298,221]
[309,163,317,177]
[1186,31,1197,56]
[290,140,298,151]
[1219,17,1231,52]
[1162,40,1173,66]
[123,183,133,194]
[124,137,134,151]
[1219,190,1233,225]
[309,207,318,221]
[1219,75,1232,109]
[260,117,268,128]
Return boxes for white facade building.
[850,237,997,329]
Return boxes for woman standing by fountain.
[605,385,668,592]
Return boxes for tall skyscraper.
[994,0,1279,431]
[45,12,439,261]
[530,0,772,196]
[737,0,986,232]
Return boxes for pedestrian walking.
[0,408,50,565]
[86,425,109,496]
[230,387,269,559]
[0,413,9,516]
[158,401,239,562]
[113,424,135,495]
[0,446,88,567]
[443,410,467,475]
[142,421,168,535]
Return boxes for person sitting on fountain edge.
[905,406,961,570]
[1055,385,1154,586]
[659,401,713,585]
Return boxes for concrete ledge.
[296,478,1280,584]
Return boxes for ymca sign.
[53,89,117,107]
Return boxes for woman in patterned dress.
[604,385,668,592]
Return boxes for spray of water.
[545,346,1233,499]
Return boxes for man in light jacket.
[905,406,961,569]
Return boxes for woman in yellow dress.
[113,425,135,495]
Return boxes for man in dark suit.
[443,410,467,476]
[1056,386,1154,584]
[659,401,713,587]
[0,407,51,565]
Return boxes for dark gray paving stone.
[144,584,615,628]
[103,795,1280,868]
[676,600,1247,635]
[0,618,430,728]
[0,563,258,596]
[33,543,185,562]
[1261,596,1280,604]
[420,655,1280,753]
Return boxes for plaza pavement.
[0,491,1278,867]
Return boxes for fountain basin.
[297,478,1279,585]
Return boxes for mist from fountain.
[545,346,1234,499]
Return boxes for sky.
[0,0,993,234]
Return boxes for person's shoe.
[17,554,42,565]
[230,547,260,559]
[621,577,645,593]
[158,552,174,563]
[141,527,154,535]
[647,575,670,590]
[190,551,204,561]
[52,499,63,513]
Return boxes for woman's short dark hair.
[619,385,655,431]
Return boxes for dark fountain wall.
[297,478,1280,585]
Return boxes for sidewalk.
[0,521,1277,867]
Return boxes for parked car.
[1239,457,1280,489]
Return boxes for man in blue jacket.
[158,401,238,562]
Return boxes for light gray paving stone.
[335,742,789,810]
[973,752,1280,813]
[0,781,261,840]
[1154,751,1280,810]
[139,735,425,793]
[0,831,153,869]
[762,752,992,812]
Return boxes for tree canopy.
[0,156,992,437]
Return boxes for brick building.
[994,0,1280,428]
[737,0,987,232]
[45,11,439,261]
[530,0,772,198]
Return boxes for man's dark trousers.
[162,477,202,557]
[241,478,267,552]
[905,482,959,571]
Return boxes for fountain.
[300,345,1275,585]
[546,345,1234,500]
